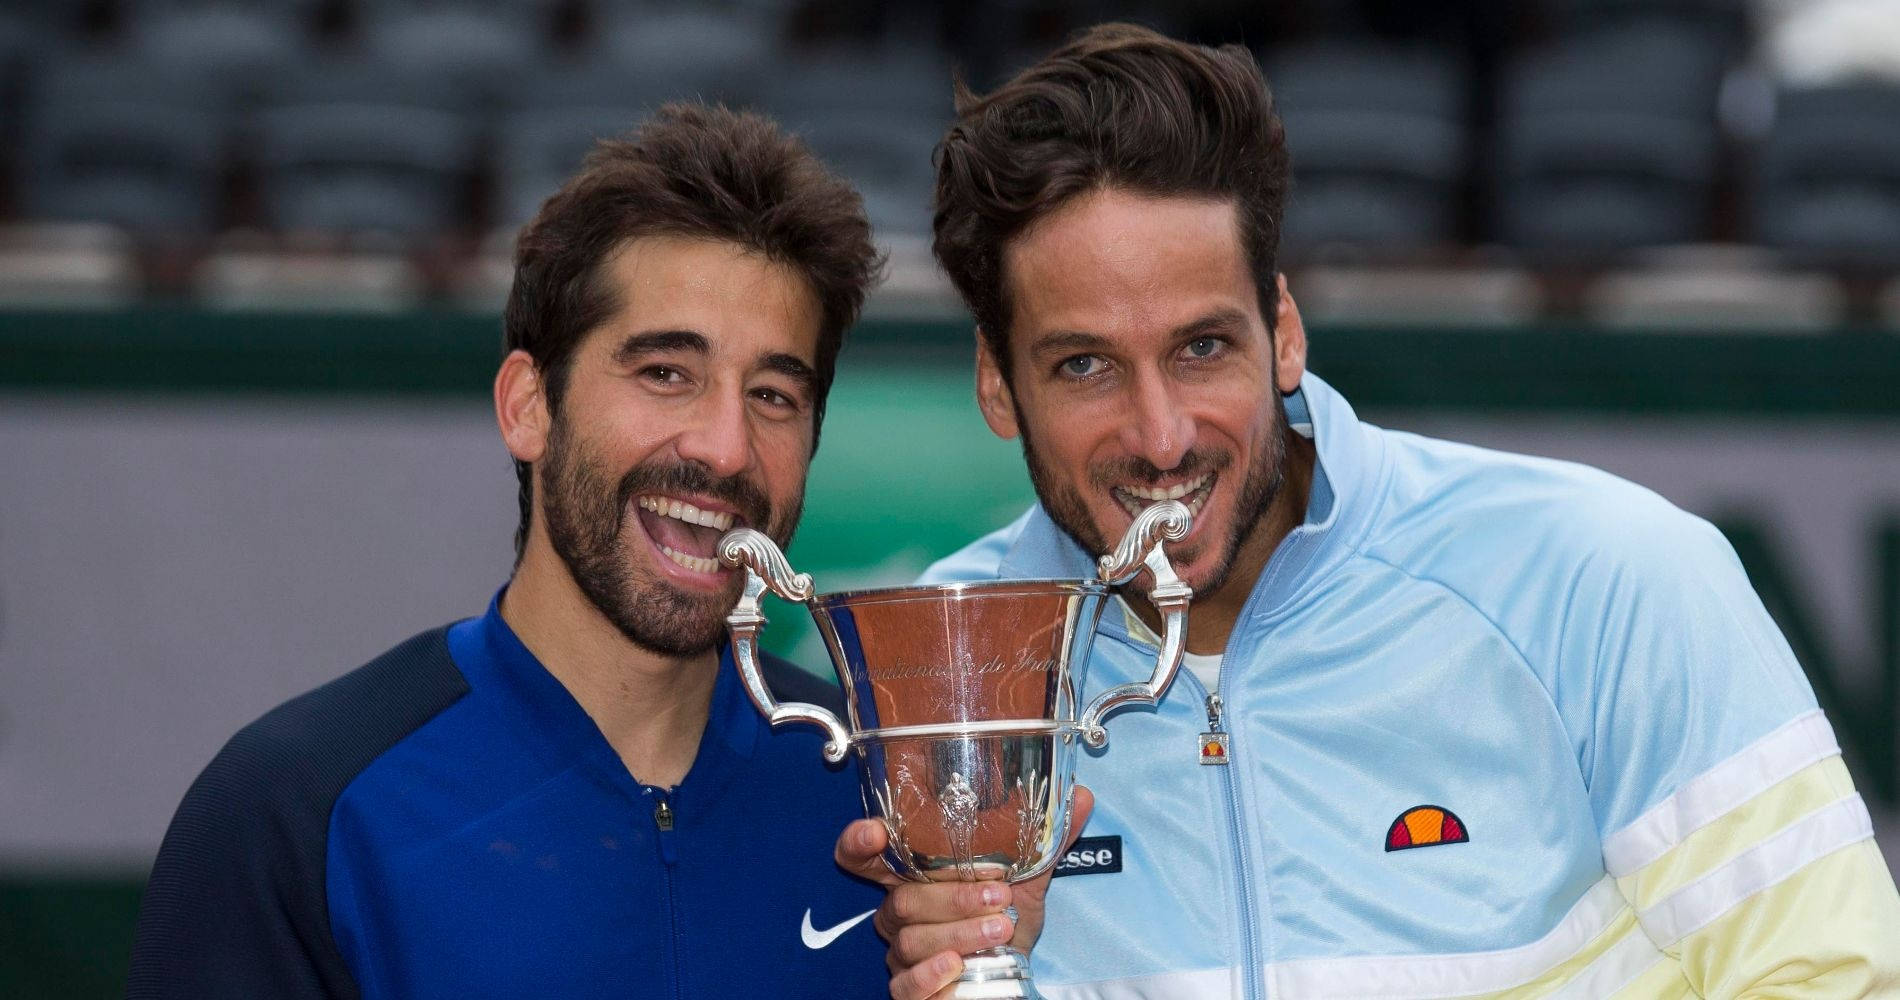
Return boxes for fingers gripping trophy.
[718,501,1194,999]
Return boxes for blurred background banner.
[2,0,1898,995]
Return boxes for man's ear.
[1272,273,1308,395]
[974,331,1021,440]
[495,349,550,463]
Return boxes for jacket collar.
[467,589,762,797]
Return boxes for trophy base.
[954,949,1044,1000]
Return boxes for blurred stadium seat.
[20,52,226,235]
[126,0,305,107]
[0,221,141,306]
[0,9,26,80]
[794,112,940,243]
[451,224,513,311]
[514,40,755,115]
[194,232,425,311]
[0,10,26,193]
[0,0,1885,321]
[1763,0,1900,87]
[764,44,950,249]
[1496,19,1726,255]
[766,43,953,124]
[1546,0,1751,51]
[1291,263,1544,326]
[253,57,477,239]
[1583,245,1847,331]
[1267,42,1468,256]
[361,3,544,111]
[489,48,763,230]
[1881,276,1900,329]
[597,5,779,96]
[1752,83,1900,270]
[492,106,642,230]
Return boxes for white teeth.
[637,495,736,531]
[660,545,721,574]
[1122,473,1210,502]
[1114,473,1213,517]
[638,496,736,572]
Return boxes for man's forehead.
[592,236,822,364]
[605,235,800,303]
[1006,188,1243,260]
[1002,189,1256,347]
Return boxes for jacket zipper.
[1180,664,1264,1000]
[652,788,682,1000]
[1218,743,1263,999]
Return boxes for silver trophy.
[718,502,1193,999]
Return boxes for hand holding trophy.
[718,501,1193,999]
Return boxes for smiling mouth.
[1111,472,1214,521]
[634,495,739,574]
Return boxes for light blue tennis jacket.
[920,374,1898,999]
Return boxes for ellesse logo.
[1385,805,1469,852]
[1052,835,1122,878]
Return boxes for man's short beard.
[538,415,797,657]
[1019,394,1288,603]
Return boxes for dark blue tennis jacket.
[127,595,888,998]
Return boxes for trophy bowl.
[719,501,1192,1000]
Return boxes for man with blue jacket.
[843,24,1900,1000]
[129,104,890,998]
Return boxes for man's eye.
[1184,337,1223,359]
[752,387,796,409]
[1059,355,1102,378]
[644,365,687,384]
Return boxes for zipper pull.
[1198,693,1230,766]
[652,793,680,865]
[654,797,675,832]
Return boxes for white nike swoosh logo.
[800,907,875,949]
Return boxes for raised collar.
[450,589,761,793]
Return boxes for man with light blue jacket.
[838,22,1900,1000]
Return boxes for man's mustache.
[1089,448,1230,488]
[615,461,773,532]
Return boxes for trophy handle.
[1078,500,1193,749]
[717,529,853,763]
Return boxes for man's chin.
[592,575,743,658]
[1120,546,1212,595]
[611,612,731,659]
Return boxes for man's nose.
[1118,371,1195,472]
[675,388,752,479]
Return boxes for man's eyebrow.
[1027,330,1116,358]
[1026,309,1251,359]
[759,352,819,394]
[612,330,708,363]
[1171,308,1250,341]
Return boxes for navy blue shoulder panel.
[127,627,469,1000]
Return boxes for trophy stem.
[955,946,1044,1000]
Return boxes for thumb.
[1019,783,1094,905]
[997,783,1092,954]
[1063,785,1094,851]
[834,817,903,887]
